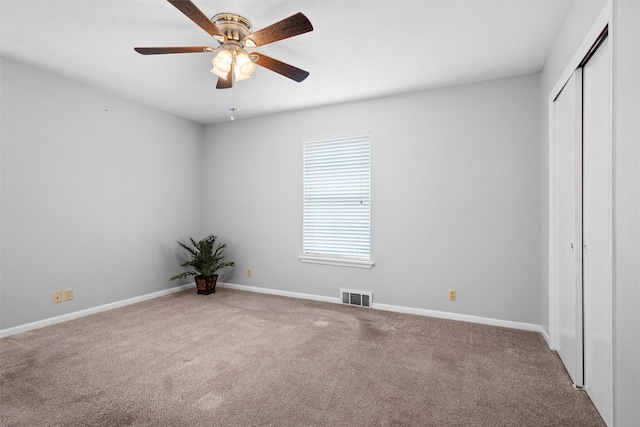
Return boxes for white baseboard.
[540,327,551,346]
[1,281,544,338]
[218,282,543,334]
[217,282,341,304]
[0,283,195,338]
[373,302,542,333]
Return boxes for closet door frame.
[547,2,614,425]
[548,4,611,354]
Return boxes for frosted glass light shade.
[214,50,232,71]
[211,49,233,78]
[234,52,256,80]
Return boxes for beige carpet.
[1,288,605,426]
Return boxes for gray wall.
[203,73,541,324]
[0,57,204,329]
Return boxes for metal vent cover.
[340,289,372,308]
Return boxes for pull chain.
[229,86,236,120]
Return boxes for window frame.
[299,131,374,269]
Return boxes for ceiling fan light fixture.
[211,66,228,79]
[235,52,256,79]
[213,49,232,70]
[234,72,251,82]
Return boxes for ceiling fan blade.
[216,70,233,89]
[244,12,313,47]
[167,0,226,40]
[134,46,215,55]
[252,52,309,82]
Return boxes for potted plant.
[170,235,235,295]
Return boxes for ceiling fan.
[134,0,313,89]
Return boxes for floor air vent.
[340,289,372,308]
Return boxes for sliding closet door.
[582,36,613,426]
[552,70,583,386]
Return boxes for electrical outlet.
[52,291,63,304]
[448,289,457,301]
[247,268,253,278]
[63,288,73,302]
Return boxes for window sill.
[298,255,375,269]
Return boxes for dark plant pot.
[195,274,218,295]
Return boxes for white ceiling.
[0,0,573,125]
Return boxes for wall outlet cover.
[53,291,63,304]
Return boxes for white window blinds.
[302,132,371,262]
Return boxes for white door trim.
[547,2,614,425]
[548,1,610,352]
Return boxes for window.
[300,131,373,268]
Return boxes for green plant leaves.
[169,235,235,281]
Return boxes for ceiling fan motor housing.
[211,13,252,44]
